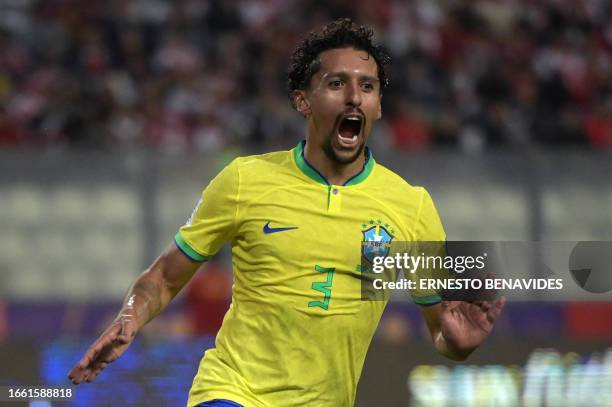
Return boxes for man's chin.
[324,141,365,165]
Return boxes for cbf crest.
[361,219,395,263]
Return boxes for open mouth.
[337,116,363,148]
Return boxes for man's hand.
[421,297,506,361]
[67,243,201,385]
[68,315,138,384]
[438,297,505,353]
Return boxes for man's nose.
[345,82,362,107]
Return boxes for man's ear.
[293,90,311,117]
[376,94,382,120]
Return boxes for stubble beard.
[322,135,365,165]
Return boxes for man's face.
[297,47,382,165]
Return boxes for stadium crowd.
[0,0,611,152]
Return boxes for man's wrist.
[435,332,473,361]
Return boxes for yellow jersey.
[175,141,446,407]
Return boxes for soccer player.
[68,18,505,406]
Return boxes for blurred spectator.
[0,105,27,145]
[566,302,612,339]
[0,0,611,151]
[377,311,413,345]
[387,100,432,150]
[185,261,232,335]
[584,94,612,148]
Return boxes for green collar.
[293,140,375,186]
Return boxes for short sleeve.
[410,188,447,305]
[174,159,240,262]
[415,188,446,242]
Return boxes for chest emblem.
[361,219,395,263]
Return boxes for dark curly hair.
[287,18,391,107]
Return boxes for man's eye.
[330,80,343,88]
[362,83,374,91]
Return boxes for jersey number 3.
[308,265,335,310]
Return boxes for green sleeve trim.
[414,294,442,306]
[174,232,210,262]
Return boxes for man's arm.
[68,243,201,384]
[420,298,505,361]
[410,189,506,360]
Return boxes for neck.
[303,139,367,186]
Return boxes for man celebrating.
[69,18,504,407]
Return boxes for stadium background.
[1,0,611,405]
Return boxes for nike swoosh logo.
[263,222,299,234]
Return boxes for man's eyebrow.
[321,71,380,82]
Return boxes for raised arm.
[68,243,201,384]
[420,298,505,361]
